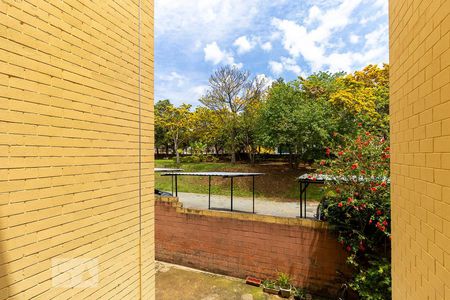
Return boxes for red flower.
[381,181,387,187]
[351,163,359,170]
[359,242,365,251]
[338,202,343,208]
[371,187,378,192]
[336,188,341,194]
[365,131,370,136]
[347,197,353,204]
[319,160,326,166]
[326,148,331,156]
[360,170,366,174]
[369,219,373,224]
[346,246,351,252]
[358,122,362,127]
[338,151,344,156]
[376,210,382,215]
[383,220,388,226]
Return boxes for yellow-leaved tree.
[330,64,389,134]
[155,100,192,165]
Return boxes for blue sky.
[155,0,389,106]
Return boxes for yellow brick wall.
[0,0,154,299]
[391,0,449,299]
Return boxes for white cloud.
[256,74,275,89]
[261,41,273,52]
[156,71,209,106]
[234,36,274,54]
[204,42,227,64]
[156,0,260,42]
[281,57,302,74]
[233,36,256,54]
[269,57,302,75]
[203,42,242,68]
[306,6,321,24]
[360,0,388,24]
[269,61,284,75]
[159,72,186,87]
[364,25,388,48]
[350,34,360,44]
[272,0,363,63]
[271,0,388,72]
[190,85,209,99]
[271,18,325,70]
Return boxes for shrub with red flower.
[317,127,391,300]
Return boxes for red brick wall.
[155,197,348,295]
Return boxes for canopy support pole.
[230,177,234,211]
[208,176,211,209]
[252,175,255,214]
[175,174,178,197]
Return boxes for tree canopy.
[154,64,390,167]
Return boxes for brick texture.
[155,197,348,296]
[0,0,154,299]
[391,0,450,299]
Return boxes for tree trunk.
[250,152,255,165]
[230,129,236,164]
[288,149,295,169]
[174,139,180,165]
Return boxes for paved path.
[175,192,319,219]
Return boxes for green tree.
[258,79,338,168]
[299,71,345,101]
[155,100,172,155]
[200,65,266,163]
[155,100,192,165]
[237,99,261,164]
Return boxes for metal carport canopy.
[160,172,265,213]
[297,173,390,218]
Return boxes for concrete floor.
[175,192,319,219]
[155,262,329,300]
[156,262,281,300]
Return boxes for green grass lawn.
[155,159,323,202]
